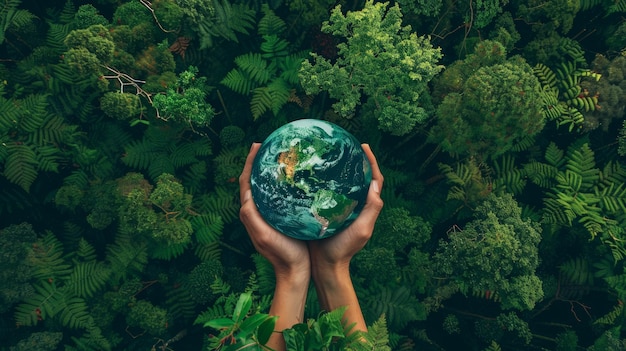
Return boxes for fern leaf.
[543,195,575,225]
[151,241,187,260]
[365,286,422,330]
[35,144,61,173]
[192,213,224,244]
[66,261,111,298]
[483,341,502,351]
[545,142,565,167]
[260,35,289,59]
[594,303,624,325]
[195,241,221,261]
[14,281,63,326]
[559,257,594,286]
[122,139,159,170]
[365,314,392,351]
[57,295,91,329]
[221,68,254,95]
[195,186,239,223]
[106,234,148,282]
[235,53,272,85]
[596,183,626,214]
[252,253,276,295]
[268,78,291,116]
[250,86,272,120]
[566,143,598,191]
[258,4,286,36]
[524,161,558,188]
[29,232,72,280]
[16,94,48,132]
[147,155,175,180]
[533,63,557,88]
[165,284,197,322]
[3,143,38,192]
[493,155,526,195]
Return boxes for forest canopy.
[1,0,626,350]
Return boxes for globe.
[251,119,372,240]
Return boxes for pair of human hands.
[238,143,384,280]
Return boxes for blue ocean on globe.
[250,119,372,240]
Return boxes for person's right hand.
[308,144,384,270]
[239,143,310,278]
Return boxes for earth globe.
[250,119,372,240]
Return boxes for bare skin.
[239,142,384,351]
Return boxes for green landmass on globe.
[251,119,372,240]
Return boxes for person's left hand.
[239,143,310,278]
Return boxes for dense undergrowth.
[1,0,626,350]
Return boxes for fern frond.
[596,183,626,214]
[365,286,421,330]
[169,142,201,168]
[192,213,224,244]
[608,0,626,13]
[165,284,197,322]
[14,281,63,326]
[147,155,175,180]
[122,139,159,170]
[106,234,148,282]
[279,53,307,85]
[493,155,526,195]
[250,86,272,120]
[258,4,286,36]
[268,78,291,116]
[57,295,91,329]
[194,186,239,223]
[524,161,559,188]
[3,142,38,192]
[365,314,392,351]
[533,63,557,88]
[565,143,598,191]
[594,303,624,325]
[235,53,273,85]
[483,341,502,351]
[16,94,48,132]
[151,241,187,260]
[35,144,61,173]
[252,253,276,295]
[195,241,221,261]
[260,35,289,59]
[543,195,575,225]
[559,257,594,286]
[29,232,72,280]
[545,142,565,167]
[221,68,254,95]
[66,261,111,298]
[599,161,626,187]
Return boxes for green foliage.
[0,0,36,45]
[100,92,141,121]
[430,52,545,158]
[299,0,443,135]
[0,223,36,312]
[221,7,305,120]
[122,124,212,181]
[534,60,602,132]
[179,0,255,49]
[152,66,216,129]
[0,92,79,192]
[126,299,168,335]
[434,193,544,310]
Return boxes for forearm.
[267,271,310,350]
[312,263,367,333]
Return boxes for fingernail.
[243,189,251,202]
[371,180,379,194]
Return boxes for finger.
[239,143,261,204]
[361,144,384,189]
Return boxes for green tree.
[152,66,215,129]
[429,41,545,158]
[299,0,443,135]
[434,193,544,310]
